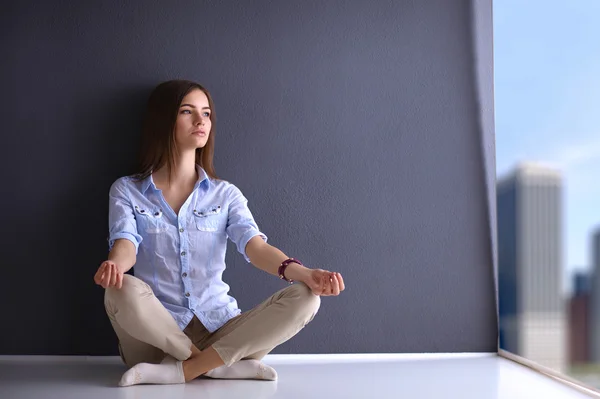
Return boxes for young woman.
[93,80,345,387]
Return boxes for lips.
[192,130,207,136]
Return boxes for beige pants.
[104,274,321,368]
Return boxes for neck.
[154,150,198,189]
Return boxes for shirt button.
[180,228,184,232]
[185,292,190,297]
[181,251,186,256]
[182,272,187,278]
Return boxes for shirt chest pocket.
[192,205,226,232]
[134,206,168,234]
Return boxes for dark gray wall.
[0,0,497,355]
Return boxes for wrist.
[107,258,133,274]
[283,262,311,283]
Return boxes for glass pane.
[495,0,600,388]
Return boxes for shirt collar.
[141,164,211,194]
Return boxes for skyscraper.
[497,162,566,372]
[569,271,590,365]
[589,229,600,362]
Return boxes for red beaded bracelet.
[278,258,303,284]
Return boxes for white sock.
[204,359,277,381]
[118,356,185,386]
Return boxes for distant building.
[569,271,590,365]
[589,229,600,362]
[575,272,592,296]
[497,162,566,372]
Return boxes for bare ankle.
[181,346,225,381]
[182,359,194,382]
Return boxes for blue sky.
[494,0,600,293]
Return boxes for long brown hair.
[131,79,220,184]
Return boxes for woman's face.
[174,89,212,150]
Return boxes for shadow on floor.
[0,362,279,399]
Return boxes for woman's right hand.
[94,260,124,289]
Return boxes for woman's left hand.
[305,269,345,296]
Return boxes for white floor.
[0,353,597,399]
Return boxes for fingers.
[316,275,323,295]
[311,270,345,297]
[116,269,124,289]
[319,272,344,296]
[336,273,345,292]
[94,262,107,285]
[109,264,118,287]
[332,273,340,296]
[102,263,112,289]
[321,273,335,296]
[321,273,331,296]
[94,261,123,289]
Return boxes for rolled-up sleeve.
[108,178,143,254]
[226,184,268,263]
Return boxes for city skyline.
[497,162,600,296]
[497,163,566,372]
[494,0,600,294]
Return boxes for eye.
[203,112,211,117]
[181,109,192,114]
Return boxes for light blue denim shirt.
[107,164,268,333]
